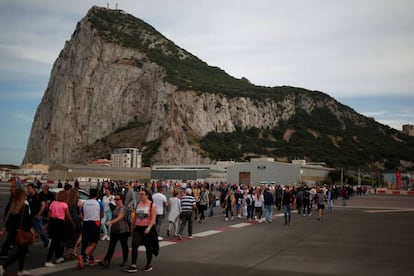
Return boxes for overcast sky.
[1,0,413,165]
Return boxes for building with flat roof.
[111,148,142,168]
[151,161,235,182]
[402,124,414,136]
[227,159,334,186]
[48,164,150,181]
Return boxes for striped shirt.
[180,195,196,212]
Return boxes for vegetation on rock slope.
[84,7,414,170]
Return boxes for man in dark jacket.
[263,186,274,223]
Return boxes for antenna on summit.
[116,3,118,10]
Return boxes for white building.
[111,148,142,168]
[227,159,334,186]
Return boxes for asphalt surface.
[0,186,414,276]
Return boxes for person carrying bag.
[0,189,34,276]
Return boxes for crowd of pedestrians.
[0,178,355,275]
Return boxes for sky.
[1,0,413,165]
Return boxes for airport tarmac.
[0,190,413,276]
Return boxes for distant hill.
[23,6,414,171]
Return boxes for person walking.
[44,191,75,267]
[177,188,196,240]
[326,186,334,214]
[78,188,104,269]
[224,190,235,221]
[26,183,49,248]
[100,188,115,241]
[295,187,304,215]
[316,188,327,220]
[125,189,158,273]
[152,187,168,241]
[0,189,34,276]
[234,189,244,219]
[302,187,312,216]
[64,188,82,259]
[253,188,264,222]
[197,186,209,223]
[208,188,217,217]
[167,190,181,237]
[0,183,17,259]
[263,187,274,223]
[282,186,295,226]
[99,193,130,269]
[39,184,56,225]
[123,182,137,228]
[245,189,254,221]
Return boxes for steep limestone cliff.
[23,7,402,167]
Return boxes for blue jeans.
[101,210,112,235]
[33,216,48,246]
[247,205,254,220]
[209,200,216,217]
[283,204,292,224]
[264,204,273,222]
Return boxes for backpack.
[246,196,251,205]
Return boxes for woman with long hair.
[197,186,209,223]
[99,193,130,268]
[224,189,235,221]
[125,189,157,273]
[167,189,181,236]
[0,189,34,276]
[64,188,82,259]
[253,187,264,222]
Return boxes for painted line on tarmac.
[30,260,77,276]
[229,222,252,228]
[31,212,286,275]
[193,230,222,237]
[364,208,414,213]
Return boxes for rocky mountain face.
[23,6,414,168]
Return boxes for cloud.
[1,0,414,165]
[1,0,414,99]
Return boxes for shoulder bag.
[15,205,34,247]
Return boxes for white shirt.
[102,194,114,212]
[152,192,167,215]
[82,199,103,221]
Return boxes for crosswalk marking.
[28,213,287,275]
[229,223,252,228]
[365,209,414,213]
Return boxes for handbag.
[15,205,34,247]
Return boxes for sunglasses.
[114,198,121,201]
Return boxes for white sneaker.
[157,236,163,241]
[101,235,108,241]
[18,270,32,276]
[45,262,56,267]
[56,257,64,264]
[0,265,4,276]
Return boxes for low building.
[227,159,334,186]
[402,124,414,136]
[111,148,142,168]
[151,161,235,182]
[49,164,150,182]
